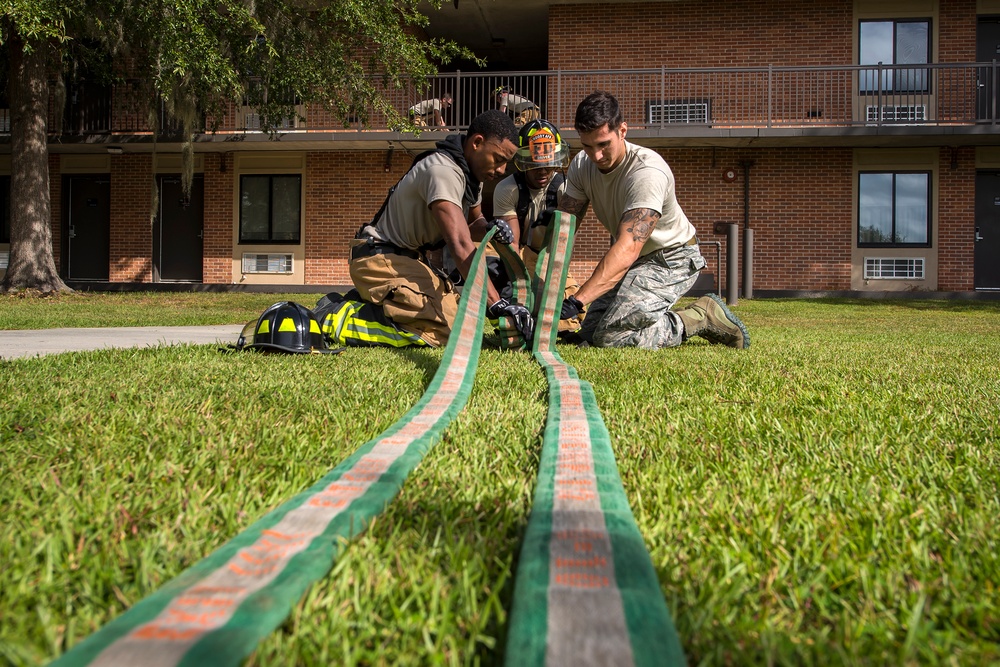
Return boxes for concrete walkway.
[0,325,244,360]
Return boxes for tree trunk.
[0,34,70,294]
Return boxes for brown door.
[975,171,1000,290]
[64,175,110,281]
[154,175,204,282]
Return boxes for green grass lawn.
[0,291,319,330]
[1,294,999,665]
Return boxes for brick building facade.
[3,0,1000,294]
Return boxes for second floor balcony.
[16,62,1000,149]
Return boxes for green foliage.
[2,297,999,665]
[3,0,473,132]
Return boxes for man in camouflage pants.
[558,91,750,350]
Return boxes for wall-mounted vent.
[866,104,927,123]
[0,251,8,270]
[864,257,925,280]
[242,253,293,274]
[647,101,710,125]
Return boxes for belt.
[351,240,421,262]
[642,236,699,261]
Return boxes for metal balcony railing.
[12,62,1000,138]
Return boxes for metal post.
[739,159,754,299]
[877,61,883,126]
[557,70,562,127]
[987,58,1000,125]
[727,223,739,306]
[454,70,462,128]
[660,66,666,129]
[767,64,773,128]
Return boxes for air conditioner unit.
[0,109,10,133]
[865,104,927,123]
[242,253,293,274]
[237,106,301,131]
[0,251,8,270]
[864,257,925,280]
[647,101,710,125]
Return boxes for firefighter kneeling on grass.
[314,110,534,348]
[490,119,586,340]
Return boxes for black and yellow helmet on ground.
[239,301,337,354]
[514,119,570,172]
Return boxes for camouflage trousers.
[579,243,706,349]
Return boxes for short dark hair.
[467,109,517,145]
[574,90,623,133]
[440,92,453,102]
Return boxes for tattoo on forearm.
[559,195,587,217]
[622,208,660,244]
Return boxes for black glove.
[487,298,534,344]
[560,295,585,320]
[485,218,515,245]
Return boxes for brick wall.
[304,151,405,284]
[52,142,974,291]
[549,1,852,71]
[938,146,975,291]
[564,146,856,291]
[203,154,234,284]
[109,155,152,282]
[939,0,976,62]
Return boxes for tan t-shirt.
[564,141,695,255]
[409,99,442,116]
[493,173,566,240]
[498,92,534,114]
[367,152,482,250]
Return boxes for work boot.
[676,293,750,349]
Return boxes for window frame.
[238,173,302,245]
[857,170,932,249]
[859,18,932,95]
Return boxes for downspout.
[739,159,755,299]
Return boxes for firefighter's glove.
[560,295,585,320]
[488,298,534,345]
[486,218,515,245]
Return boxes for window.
[239,175,301,243]
[860,19,930,93]
[858,172,930,246]
[0,176,10,244]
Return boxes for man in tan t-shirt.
[495,86,540,127]
[557,91,750,350]
[317,110,532,349]
[408,93,453,127]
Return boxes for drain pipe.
[740,159,755,299]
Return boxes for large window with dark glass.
[860,19,930,93]
[858,172,930,247]
[239,175,301,243]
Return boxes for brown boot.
[676,294,750,349]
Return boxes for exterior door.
[65,176,110,281]
[155,175,204,282]
[977,18,1000,121]
[975,171,1000,290]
